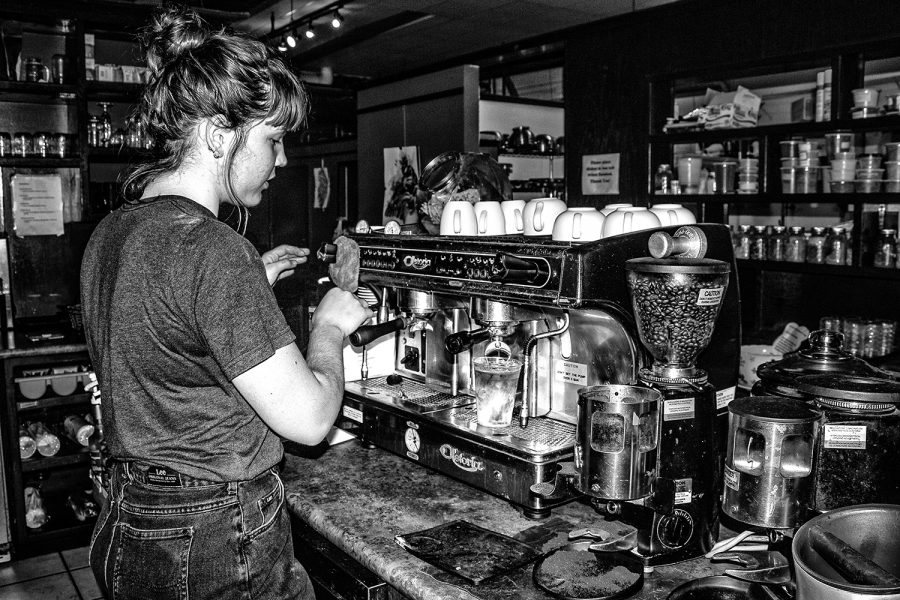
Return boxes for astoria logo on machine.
[403,255,431,270]
[439,444,484,472]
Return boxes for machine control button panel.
[358,245,553,288]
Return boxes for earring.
[212,148,223,159]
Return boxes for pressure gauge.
[354,219,371,233]
[384,220,402,235]
[404,428,421,453]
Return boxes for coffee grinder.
[618,256,731,565]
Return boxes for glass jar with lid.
[806,226,827,264]
[12,132,32,157]
[654,164,674,195]
[825,226,848,266]
[874,229,897,268]
[767,225,788,261]
[33,131,51,157]
[733,224,751,259]
[88,115,100,147]
[786,226,807,262]
[749,225,768,260]
[50,133,69,158]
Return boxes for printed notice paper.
[582,153,620,195]
[11,175,65,236]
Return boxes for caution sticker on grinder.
[696,287,724,306]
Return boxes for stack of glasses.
[819,316,897,358]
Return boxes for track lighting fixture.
[269,1,344,47]
[331,9,344,29]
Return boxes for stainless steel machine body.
[336,224,740,520]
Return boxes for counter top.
[282,440,732,600]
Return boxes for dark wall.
[564,0,900,206]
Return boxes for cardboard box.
[95,64,115,82]
[702,86,761,129]
[792,96,815,122]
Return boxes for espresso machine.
[323,224,740,524]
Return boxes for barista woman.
[80,6,372,599]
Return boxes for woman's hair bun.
[141,6,209,75]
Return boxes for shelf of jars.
[0,81,78,104]
[653,192,899,204]
[736,259,900,279]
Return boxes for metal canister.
[575,385,661,501]
[722,396,822,529]
[796,374,900,511]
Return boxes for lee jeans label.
[146,466,182,486]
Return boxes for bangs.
[265,64,308,132]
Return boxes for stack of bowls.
[736,157,759,194]
[829,154,857,193]
[780,138,818,194]
[856,153,883,193]
[885,142,900,193]
[851,87,881,119]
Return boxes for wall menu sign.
[11,174,65,236]
[581,153,620,195]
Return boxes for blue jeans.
[90,462,314,600]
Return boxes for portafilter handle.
[648,225,708,259]
[348,317,406,347]
[445,328,492,355]
[317,242,337,264]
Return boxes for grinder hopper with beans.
[619,256,731,564]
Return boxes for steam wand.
[520,312,570,428]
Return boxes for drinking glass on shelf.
[97,102,113,147]
[34,131,51,157]
[12,132,32,157]
[0,132,10,157]
[677,156,703,194]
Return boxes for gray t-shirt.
[80,195,296,482]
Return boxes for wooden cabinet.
[1,348,95,559]
[646,41,900,341]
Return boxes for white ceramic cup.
[601,206,662,237]
[500,200,526,234]
[650,203,696,226]
[600,202,633,216]
[552,207,605,242]
[439,200,477,236]
[473,201,505,236]
[523,197,567,236]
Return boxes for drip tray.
[346,376,473,413]
[435,405,576,455]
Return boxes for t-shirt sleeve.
[183,225,296,380]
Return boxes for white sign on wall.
[581,153,620,195]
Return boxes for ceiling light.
[286,30,297,47]
[331,9,344,29]
[277,35,288,52]
[305,22,316,39]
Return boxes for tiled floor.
[0,546,103,600]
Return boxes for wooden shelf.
[651,192,900,204]
[88,146,150,163]
[17,392,91,412]
[0,81,78,104]
[651,115,900,142]
[21,450,90,473]
[737,259,900,280]
[0,157,82,169]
